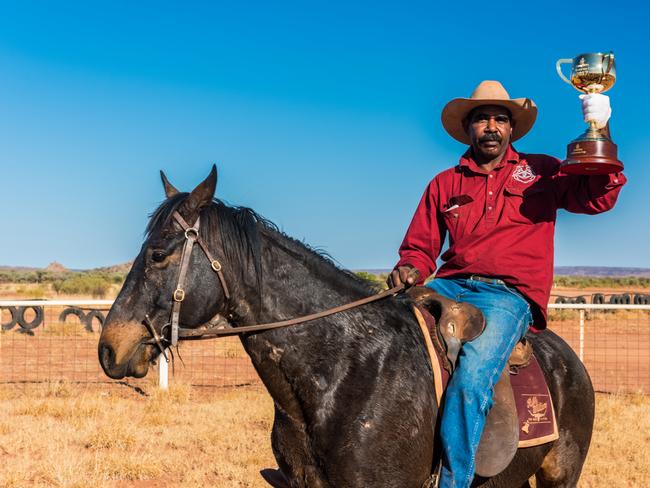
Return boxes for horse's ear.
[160,170,180,198]
[186,165,217,213]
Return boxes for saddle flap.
[474,369,519,478]
[411,303,559,480]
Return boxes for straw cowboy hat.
[441,80,537,145]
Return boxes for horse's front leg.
[270,406,330,488]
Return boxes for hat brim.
[441,97,537,145]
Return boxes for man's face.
[465,105,513,161]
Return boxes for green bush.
[51,274,119,298]
[355,271,378,282]
[1,267,127,298]
[553,275,650,289]
[54,276,106,298]
[354,271,388,290]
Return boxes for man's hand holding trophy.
[556,52,624,174]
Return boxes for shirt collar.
[458,144,521,173]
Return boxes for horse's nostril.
[99,343,115,369]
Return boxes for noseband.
[144,210,405,359]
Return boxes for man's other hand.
[387,265,420,289]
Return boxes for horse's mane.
[145,194,378,297]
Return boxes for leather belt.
[468,275,506,286]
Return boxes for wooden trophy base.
[561,135,624,175]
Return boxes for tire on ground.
[609,294,620,304]
[620,293,631,305]
[575,296,587,304]
[555,296,567,304]
[59,307,86,325]
[1,306,19,330]
[592,293,605,304]
[17,306,44,330]
[83,310,105,333]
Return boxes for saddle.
[409,287,558,478]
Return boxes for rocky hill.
[45,261,68,273]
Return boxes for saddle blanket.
[413,305,559,448]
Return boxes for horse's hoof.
[260,468,290,488]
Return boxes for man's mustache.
[479,133,502,143]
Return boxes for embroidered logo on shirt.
[512,164,536,184]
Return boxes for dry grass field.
[2,281,649,486]
[0,382,648,488]
[0,283,121,301]
[0,383,275,488]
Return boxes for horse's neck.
[238,234,386,407]
[256,234,372,323]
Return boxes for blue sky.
[1,0,647,270]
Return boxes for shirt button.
[614,179,619,183]
[488,206,493,211]
[488,191,493,195]
[489,174,494,178]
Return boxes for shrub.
[553,275,650,289]
[355,271,388,290]
[53,275,113,298]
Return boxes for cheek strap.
[166,211,232,347]
[169,214,200,346]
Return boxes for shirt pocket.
[442,209,459,239]
[441,199,474,238]
[503,181,556,224]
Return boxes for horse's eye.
[151,250,167,263]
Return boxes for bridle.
[143,210,405,361]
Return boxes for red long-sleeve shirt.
[396,145,626,330]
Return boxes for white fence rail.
[2,300,650,393]
[0,300,114,307]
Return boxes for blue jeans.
[426,277,532,488]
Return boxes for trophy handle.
[604,51,615,74]
[556,58,574,86]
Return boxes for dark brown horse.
[98,167,594,487]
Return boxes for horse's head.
[98,166,236,379]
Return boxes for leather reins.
[144,210,405,358]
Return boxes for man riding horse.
[388,80,625,488]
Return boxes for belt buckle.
[470,275,502,285]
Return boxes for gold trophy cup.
[556,52,623,174]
